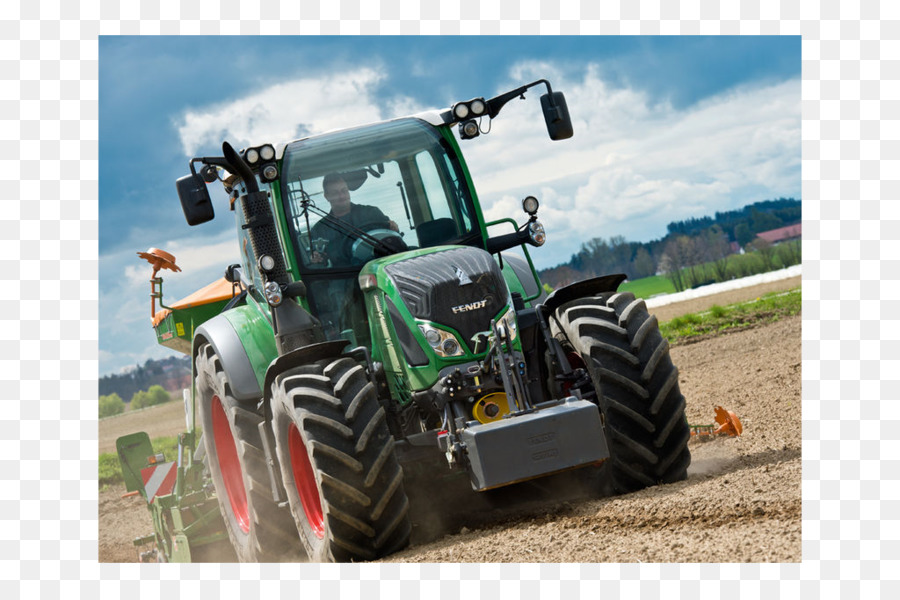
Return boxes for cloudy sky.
[99,36,800,376]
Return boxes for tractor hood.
[360,245,513,369]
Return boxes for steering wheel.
[345,221,408,263]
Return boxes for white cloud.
[176,68,421,155]
[467,66,800,268]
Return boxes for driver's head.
[322,173,351,217]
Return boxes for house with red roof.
[755,223,802,244]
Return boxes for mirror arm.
[486,79,553,119]
[188,156,231,176]
[486,228,532,254]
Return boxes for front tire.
[271,357,411,562]
[195,343,304,562]
[553,292,691,493]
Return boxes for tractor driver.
[309,172,399,266]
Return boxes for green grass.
[99,435,181,489]
[619,275,677,299]
[659,287,801,344]
[616,239,801,297]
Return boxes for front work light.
[258,254,276,272]
[261,164,278,181]
[459,120,480,140]
[259,144,275,161]
[452,98,488,121]
[522,196,539,215]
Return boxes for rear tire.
[271,357,411,562]
[195,343,304,562]
[553,292,691,493]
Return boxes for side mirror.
[540,91,573,140]
[224,263,242,283]
[176,173,215,226]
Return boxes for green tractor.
[121,79,690,562]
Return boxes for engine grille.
[384,247,507,352]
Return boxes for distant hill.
[666,197,800,246]
[99,355,192,403]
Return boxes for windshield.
[281,118,478,272]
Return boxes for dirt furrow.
[99,278,801,563]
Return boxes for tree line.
[99,385,174,419]
[668,198,800,241]
[100,355,191,401]
[539,198,800,291]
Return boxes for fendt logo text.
[451,299,488,314]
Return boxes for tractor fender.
[541,273,628,315]
[261,339,349,402]
[193,312,269,402]
[502,252,547,304]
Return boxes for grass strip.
[659,287,801,345]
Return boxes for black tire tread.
[272,357,411,562]
[554,292,691,493]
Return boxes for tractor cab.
[279,117,484,342]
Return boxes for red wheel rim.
[211,395,250,534]
[288,424,325,539]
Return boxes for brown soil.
[98,279,801,563]
[99,400,188,454]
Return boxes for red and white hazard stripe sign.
[140,461,177,502]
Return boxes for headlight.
[453,103,469,119]
[498,308,518,342]
[245,148,260,164]
[470,99,486,115]
[528,221,546,246]
[264,281,283,306]
[423,328,441,346]
[418,323,465,358]
[442,338,460,356]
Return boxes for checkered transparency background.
[3,0,893,597]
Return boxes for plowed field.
[99,276,801,563]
